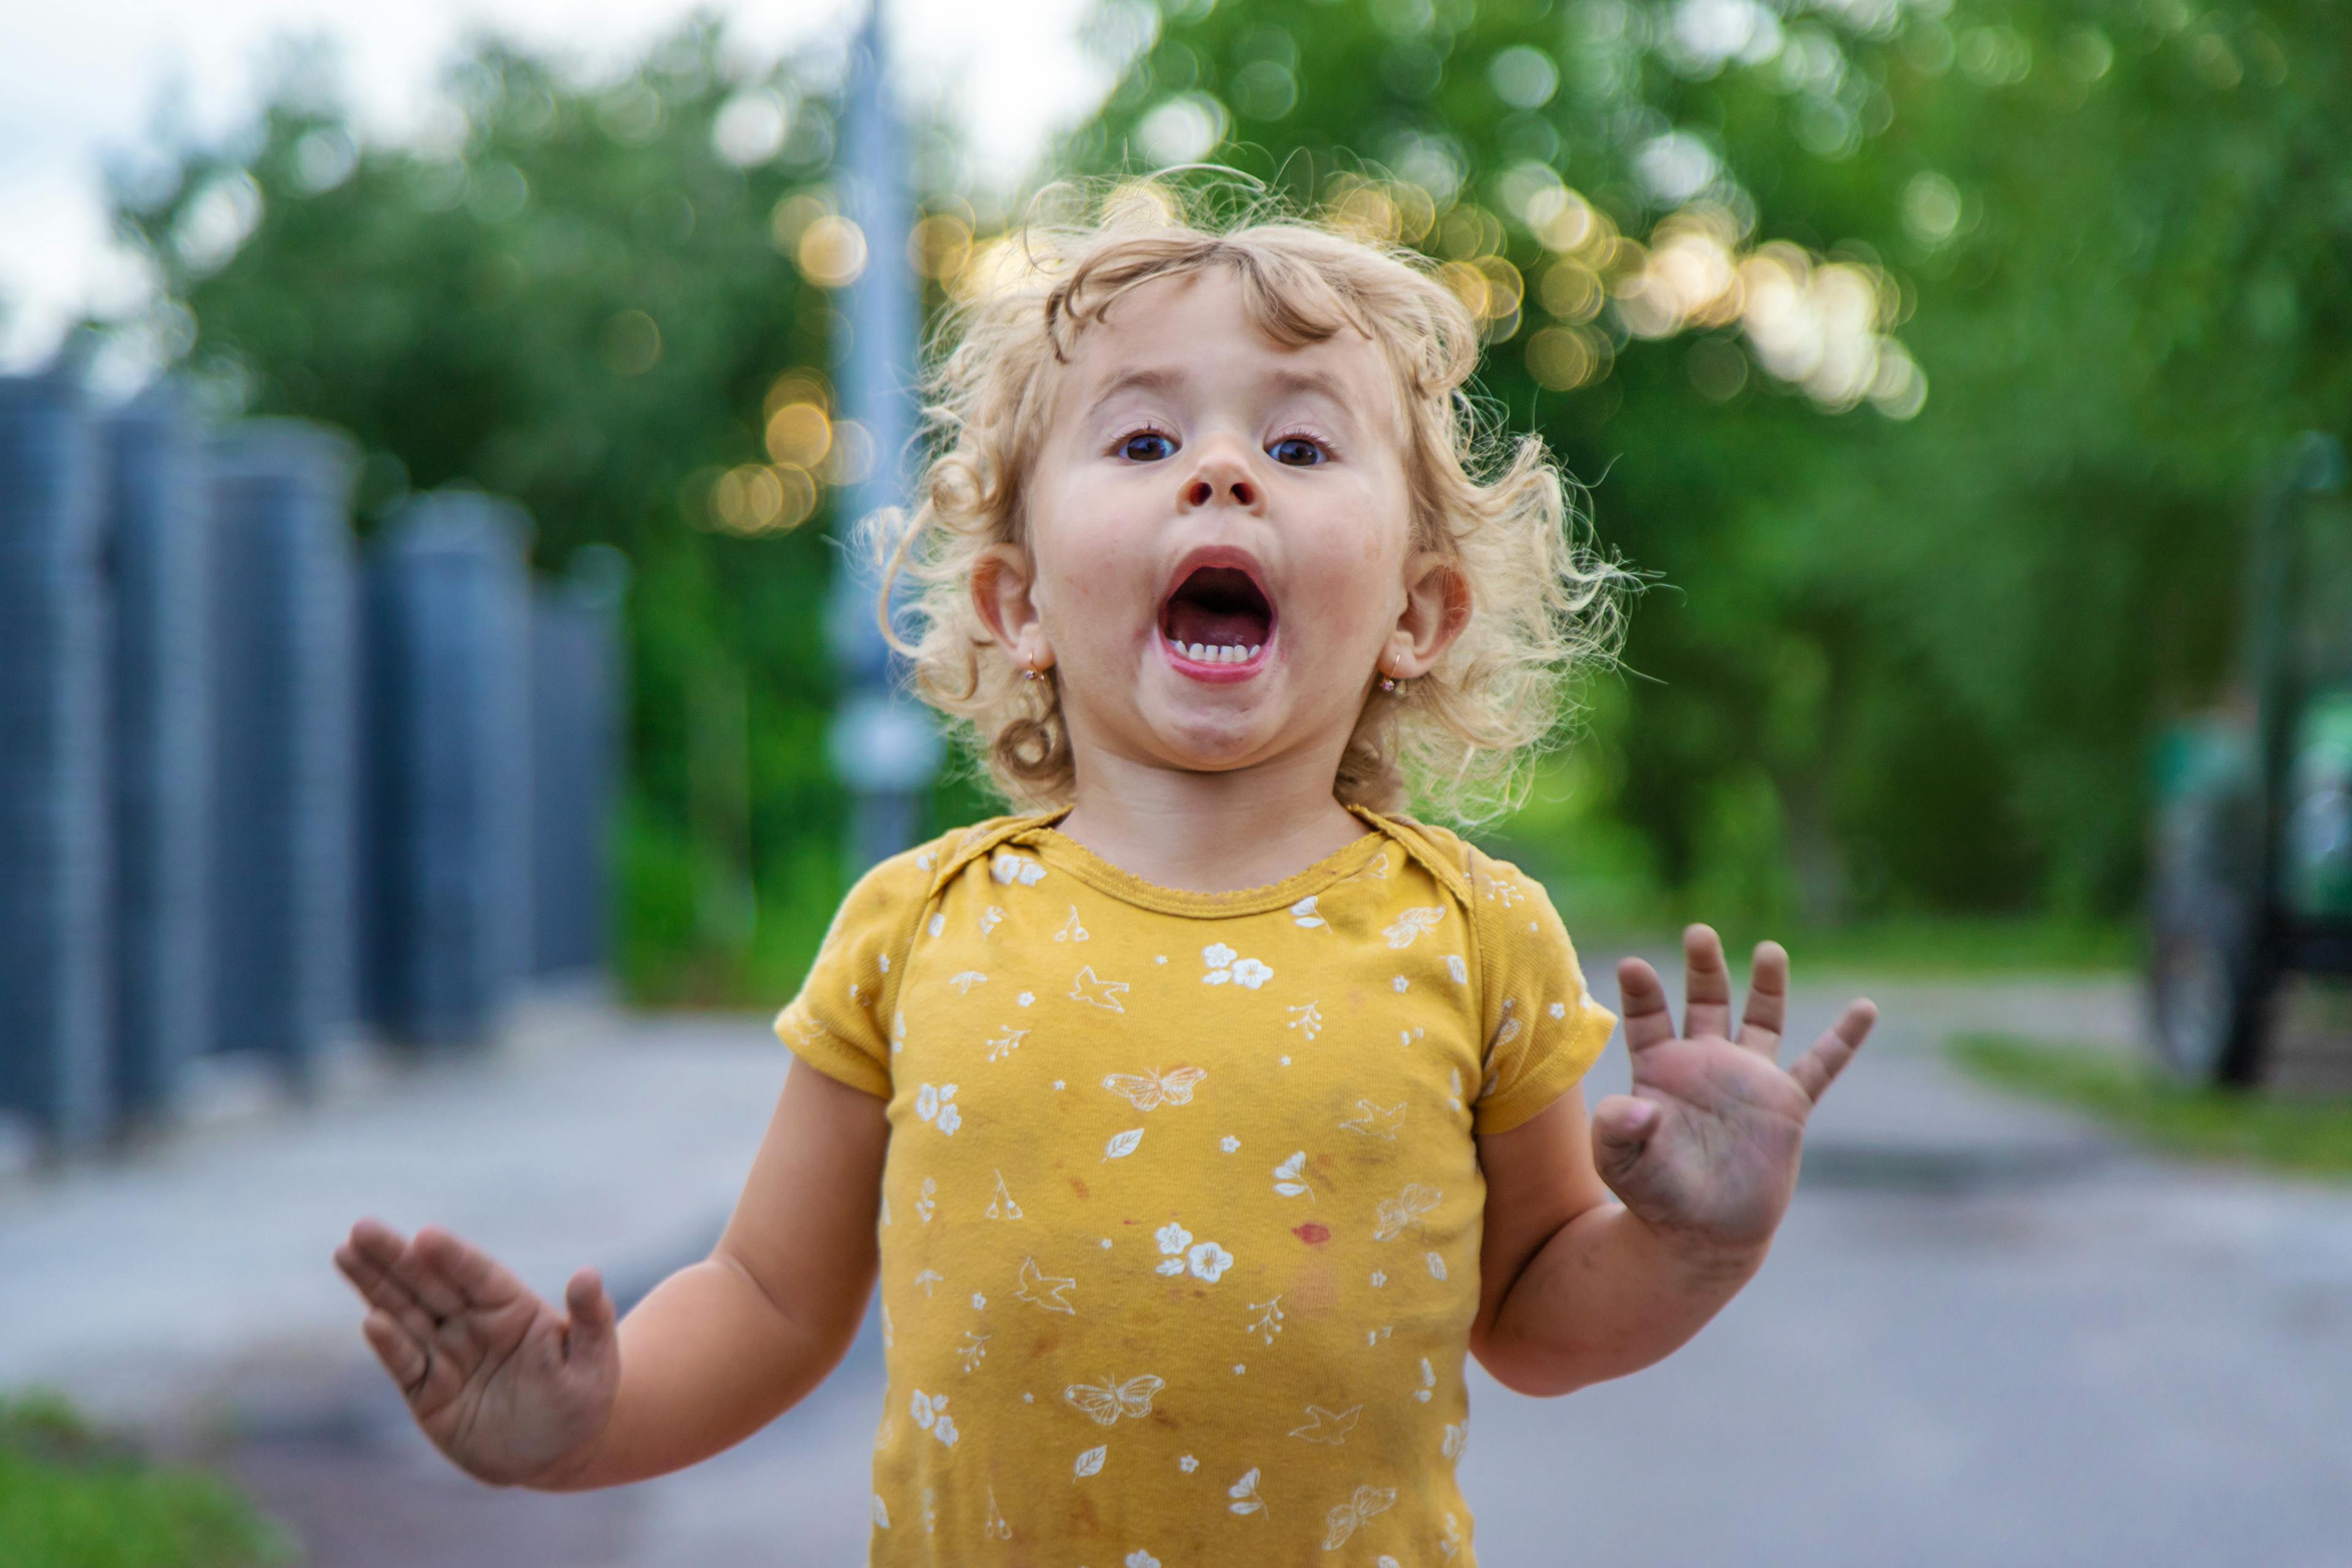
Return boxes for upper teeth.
[1172,637,1261,665]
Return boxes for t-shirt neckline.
[1012,802,1397,918]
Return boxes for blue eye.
[1120,431,1177,461]
[1270,436,1325,466]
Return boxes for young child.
[334,184,1877,1566]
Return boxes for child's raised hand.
[332,1218,618,1488]
[1593,926,1877,1259]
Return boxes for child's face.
[983,266,1459,788]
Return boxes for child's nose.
[1185,475,1256,508]
[1179,445,1261,512]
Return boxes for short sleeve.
[771,840,940,1099]
[1468,851,1619,1135]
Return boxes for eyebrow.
[1085,364,1359,413]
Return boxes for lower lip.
[1161,634,1272,684]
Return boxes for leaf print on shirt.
[1415,1357,1436,1402]
[1426,1251,1449,1281]
[916,1178,937,1224]
[1073,1445,1107,1480]
[1373,1183,1442,1241]
[1246,1295,1286,1344]
[1054,906,1090,941]
[982,1488,1012,1540]
[913,1268,943,1298]
[957,1331,990,1373]
[1289,1404,1362,1444]
[979,905,1004,939]
[990,850,1046,886]
[1272,1150,1316,1202]
[1286,1001,1323,1040]
[986,1026,1028,1063]
[913,1083,962,1136]
[873,1494,891,1529]
[1228,1468,1268,1517]
[1126,1552,1161,1568]
[1442,1422,1467,1460]
[1290,895,1328,930]
[1069,965,1129,1012]
[1200,943,1274,989]
[1339,1099,1406,1139]
[1322,1485,1396,1550]
[1445,953,1469,984]
[986,1170,1023,1219]
[1382,906,1444,948]
[1017,1257,1077,1314]
[948,970,988,996]
[1063,1373,1166,1426]
[1441,1512,1466,1559]
[1103,1127,1145,1161]
[1102,1066,1206,1110]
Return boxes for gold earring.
[1022,655,1044,682]
[1379,664,1400,693]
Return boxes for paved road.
[6,965,2348,1567]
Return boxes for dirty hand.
[1593,925,1877,1258]
[332,1219,617,1488]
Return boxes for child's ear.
[973,543,1055,674]
[1385,550,1471,679]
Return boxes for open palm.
[1589,925,1878,1254]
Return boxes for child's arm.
[1469,925,1875,1396]
[530,1057,888,1490]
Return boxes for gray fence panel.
[530,549,627,978]
[207,420,359,1089]
[363,492,534,1046]
[0,372,111,1155]
[104,385,212,1130]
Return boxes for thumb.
[562,1267,614,1357]
[1590,1095,1661,1186]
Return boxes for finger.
[361,1307,437,1400]
[1588,1095,1662,1189]
[1789,1000,1878,1104]
[337,1224,442,1346]
[1613,958,1677,1052]
[401,1226,480,1324]
[1736,941,1789,1061]
[563,1267,614,1360]
[1681,925,1733,1042]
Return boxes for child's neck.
[1054,748,1372,895]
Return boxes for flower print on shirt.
[1102,1066,1206,1110]
[914,1083,962,1136]
[990,850,1046,886]
[909,1389,960,1449]
[1200,943,1273,989]
[1153,1222,1234,1281]
[1286,1001,1323,1039]
[1290,895,1328,930]
[1272,1150,1316,1201]
[1382,907,1444,949]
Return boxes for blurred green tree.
[1066,0,2351,927]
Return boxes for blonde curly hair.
[860,178,1630,826]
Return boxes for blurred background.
[2,1,2350,1565]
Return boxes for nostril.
[1187,480,1213,507]
[1229,480,1254,507]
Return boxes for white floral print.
[1126,1552,1161,1568]
[1550,999,1568,1019]
[1153,1222,1192,1272]
[987,1170,1023,1219]
[1187,1240,1235,1281]
[1055,906,1090,941]
[914,1082,962,1136]
[1219,1134,1240,1153]
[1286,1000,1324,1039]
[916,1177,937,1223]
[986,1025,1027,1063]
[909,1389,959,1448]
[1178,1454,1199,1473]
[1446,953,1469,984]
[1246,1295,1285,1344]
[1442,1422,1467,1460]
[983,1488,1012,1540]
[1382,906,1444,948]
[1291,894,1328,930]
[957,1331,989,1373]
[990,850,1046,886]
[1228,1468,1267,1517]
[1272,1150,1316,1201]
[1200,942,1273,988]
[1415,1357,1436,1402]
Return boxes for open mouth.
[1159,565,1276,668]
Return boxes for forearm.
[527,1255,863,1491]
[1481,1200,1766,1396]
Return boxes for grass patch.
[0,1388,298,1568]
[1949,1033,2352,1180]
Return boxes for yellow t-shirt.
[774,804,1618,1567]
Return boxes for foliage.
[0,1389,297,1568]
[1065,0,2352,924]
[104,23,875,1002]
[1951,1032,2352,1177]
